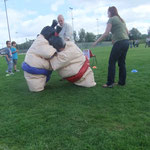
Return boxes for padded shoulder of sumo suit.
[50,41,84,71]
[27,34,57,59]
[49,41,96,87]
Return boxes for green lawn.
[0,45,150,150]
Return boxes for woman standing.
[93,6,129,88]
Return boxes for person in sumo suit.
[22,20,62,92]
[49,36,96,87]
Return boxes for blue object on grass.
[131,69,138,73]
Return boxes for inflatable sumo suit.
[50,36,96,87]
[22,20,60,92]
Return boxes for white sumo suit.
[23,34,56,92]
[50,40,96,87]
[22,20,61,92]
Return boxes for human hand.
[56,26,62,34]
[92,41,97,47]
[112,40,114,44]
[51,20,58,28]
[41,26,55,41]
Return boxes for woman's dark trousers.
[107,40,129,86]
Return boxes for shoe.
[6,73,10,77]
[15,69,20,72]
[6,72,14,77]
[5,70,8,73]
[9,72,14,75]
[113,83,118,86]
[102,84,114,88]
[113,83,125,86]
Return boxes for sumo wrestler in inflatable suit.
[49,36,96,87]
[22,20,61,92]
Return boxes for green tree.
[129,28,142,40]
[73,31,78,42]
[141,34,147,39]
[85,32,96,42]
[17,40,34,50]
[78,28,86,42]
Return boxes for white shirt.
[59,22,74,41]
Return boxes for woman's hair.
[108,6,124,23]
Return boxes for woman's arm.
[93,23,112,46]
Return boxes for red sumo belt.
[65,57,90,83]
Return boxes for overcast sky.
[0,0,150,47]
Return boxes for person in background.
[93,6,129,88]
[57,14,74,41]
[129,40,132,48]
[129,33,133,48]
[135,40,139,47]
[133,40,135,48]
[11,41,20,72]
[5,41,14,76]
[145,38,148,48]
[145,37,150,48]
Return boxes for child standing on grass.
[11,41,20,72]
[5,41,14,76]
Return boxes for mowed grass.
[0,44,150,150]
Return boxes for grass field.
[0,44,150,150]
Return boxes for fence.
[0,42,113,54]
[76,41,112,49]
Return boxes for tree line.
[17,27,150,50]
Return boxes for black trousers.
[107,40,129,85]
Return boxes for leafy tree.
[85,32,96,42]
[17,40,34,50]
[129,28,142,40]
[78,28,86,42]
[141,34,147,39]
[73,31,79,42]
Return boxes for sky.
[0,0,150,47]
